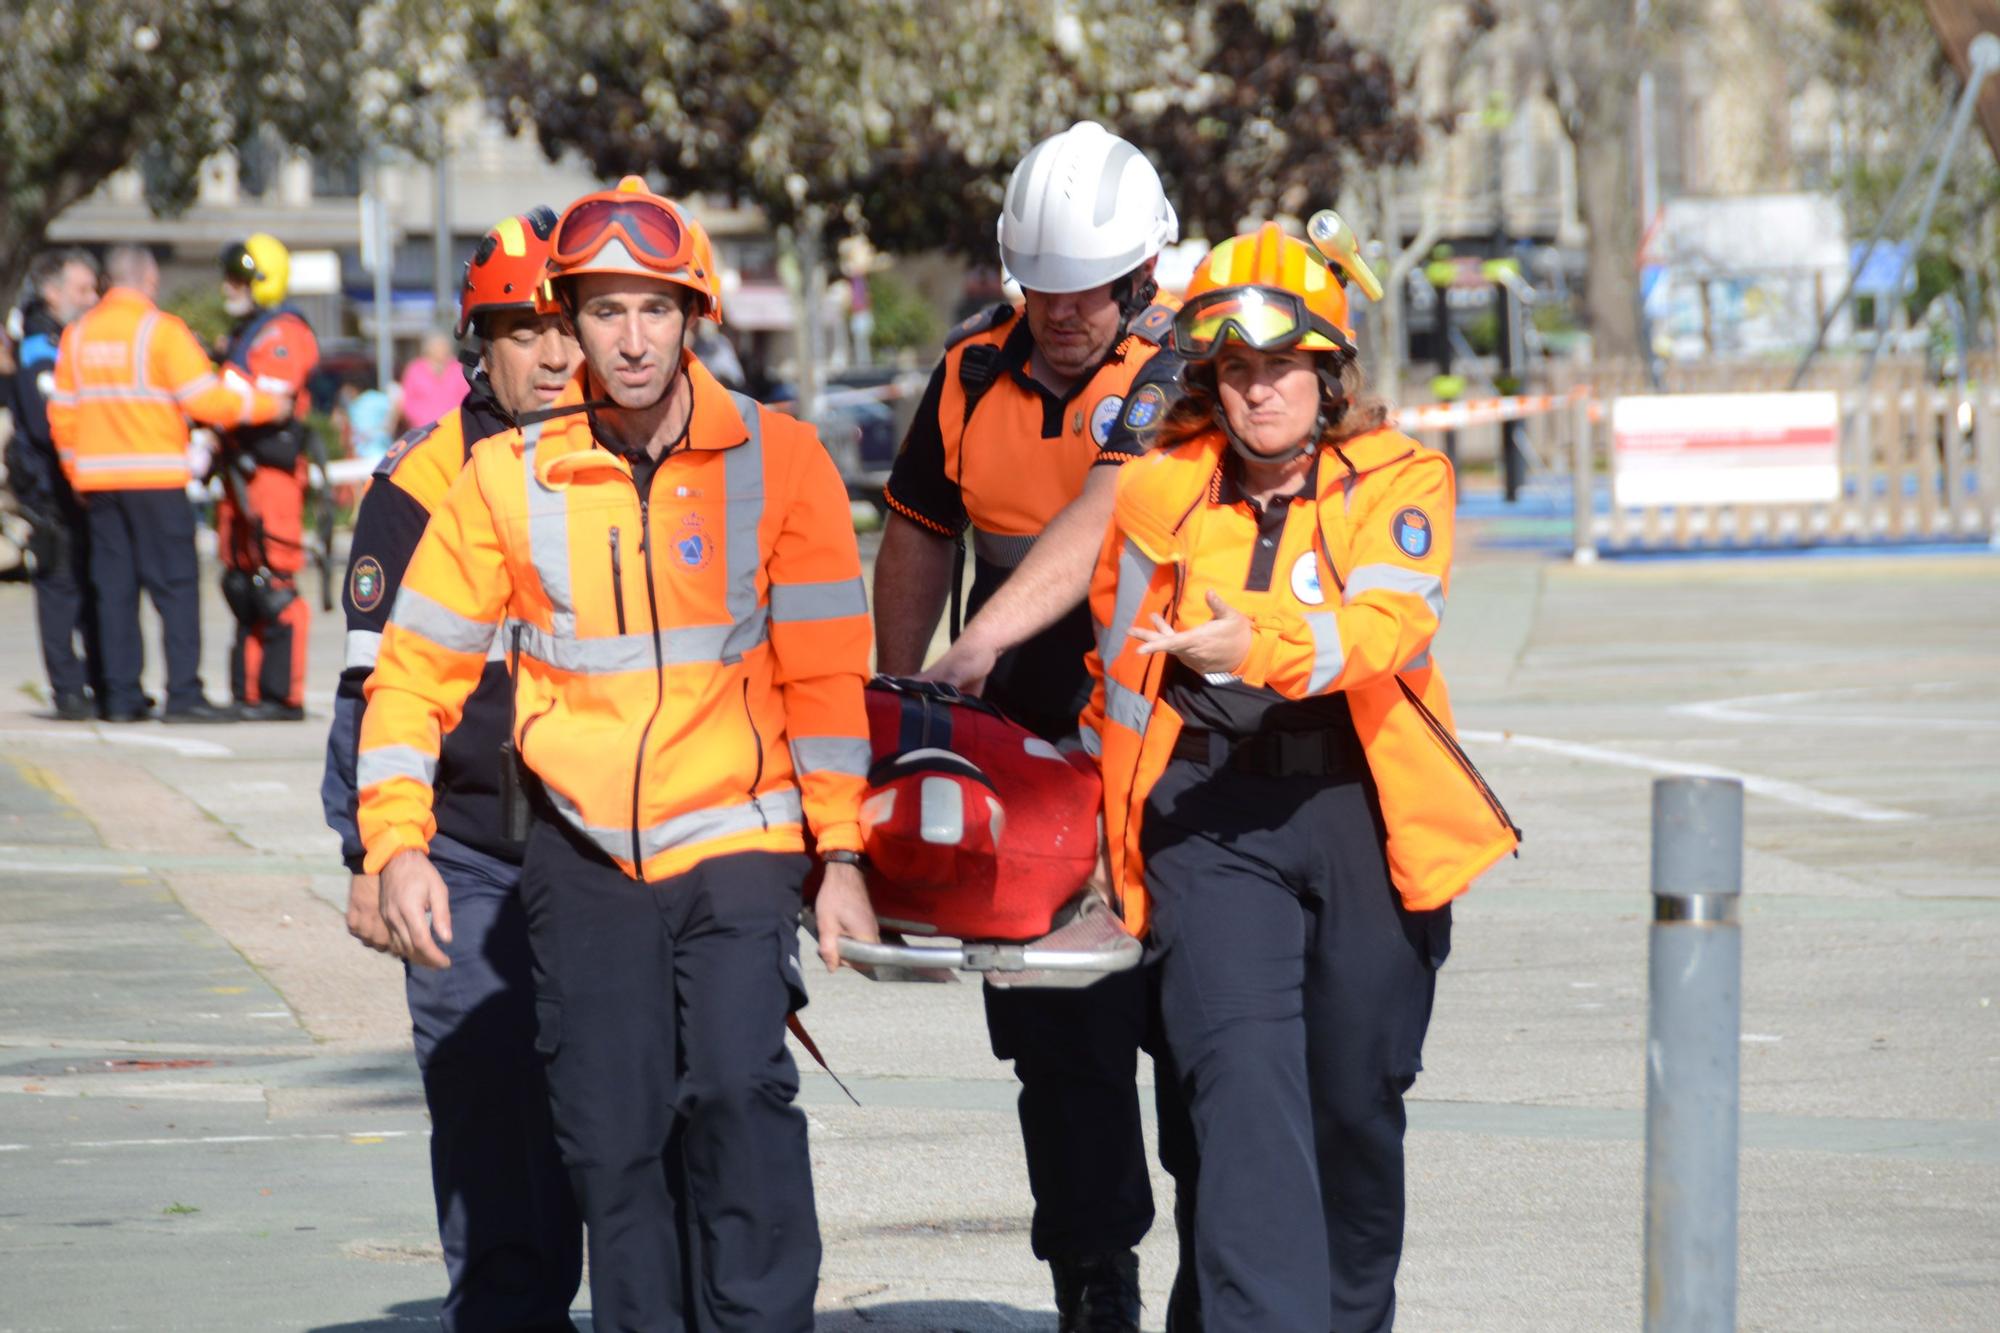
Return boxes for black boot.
[1052,1250,1140,1333]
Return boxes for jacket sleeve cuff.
[361,826,429,875]
[342,851,367,875]
[810,820,864,857]
[1234,617,1280,689]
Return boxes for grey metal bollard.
[1645,777,1743,1331]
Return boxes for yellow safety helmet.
[220,233,291,309]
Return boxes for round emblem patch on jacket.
[1391,507,1433,559]
[350,556,386,612]
[1289,552,1325,605]
[1089,395,1125,445]
[675,515,713,570]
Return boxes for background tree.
[0,1,370,305]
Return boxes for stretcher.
[805,676,1141,987]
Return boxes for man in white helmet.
[873,121,1185,1332]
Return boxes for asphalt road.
[0,514,1994,1331]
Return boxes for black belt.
[1171,726,1366,779]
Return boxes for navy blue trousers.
[983,967,1158,1262]
[407,834,582,1332]
[83,488,203,713]
[1141,757,1451,1333]
[26,491,101,700]
[520,821,819,1333]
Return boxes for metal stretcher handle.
[835,935,1141,975]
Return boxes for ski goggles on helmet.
[550,192,693,274]
[1173,285,1354,361]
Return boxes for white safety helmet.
[998,122,1179,294]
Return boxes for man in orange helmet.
[323,206,584,1331]
[356,178,878,1330]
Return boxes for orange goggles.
[551,193,692,272]
[1173,286,1352,360]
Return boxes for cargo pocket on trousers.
[532,996,562,1061]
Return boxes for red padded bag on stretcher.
[806,677,1137,985]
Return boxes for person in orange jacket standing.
[215,233,321,720]
[47,245,291,723]
[1079,224,1521,1332]
[356,178,879,1331]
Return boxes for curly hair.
[1154,351,1389,456]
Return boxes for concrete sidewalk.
[0,537,1995,1330]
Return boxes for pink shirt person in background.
[396,331,469,432]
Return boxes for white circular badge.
[1290,552,1325,605]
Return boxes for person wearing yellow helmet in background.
[215,232,322,720]
[356,177,877,1329]
[1077,222,1520,1331]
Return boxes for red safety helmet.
[833,678,1102,943]
[546,176,721,323]
[457,206,558,340]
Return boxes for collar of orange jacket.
[1116,425,1420,563]
[537,353,750,486]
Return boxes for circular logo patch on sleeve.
[1122,383,1167,433]
[349,556,387,613]
[1089,395,1125,446]
[1391,507,1433,559]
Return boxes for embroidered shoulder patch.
[1391,507,1433,559]
[349,556,387,613]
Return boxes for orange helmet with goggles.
[458,206,558,340]
[1174,223,1356,363]
[547,176,721,324]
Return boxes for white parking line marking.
[0,728,231,758]
[0,859,149,876]
[0,1129,425,1154]
[1458,730,1920,823]
[1672,683,1997,731]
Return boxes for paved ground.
[0,509,1995,1331]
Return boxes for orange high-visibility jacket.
[357,357,873,883]
[47,287,285,492]
[1080,426,1519,935]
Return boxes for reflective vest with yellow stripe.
[357,357,873,882]
[47,288,282,492]
[1080,426,1519,935]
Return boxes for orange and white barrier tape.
[1397,386,1593,431]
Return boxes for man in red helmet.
[322,207,585,1331]
[357,179,877,1330]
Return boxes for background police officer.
[323,206,585,1332]
[871,122,1182,1331]
[5,248,103,719]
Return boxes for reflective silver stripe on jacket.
[1343,564,1444,620]
[511,619,766,675]
[972,526,1037,569]
[543,784,806,867]
[345,629,382,670]
[1097,538,1157,665]
[1104,678,1152,736]
[1078,721,1103,758]
[719,394,767,660]
[1306,612,1343,694]
[790,736,872,779]
[391,586,499,656]
[769,577,867,623]
[71,453,189,472]
[520,421,576,635]
[356,745,439,790]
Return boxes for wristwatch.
[822,849,865,867]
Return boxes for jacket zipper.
[608,526,628,635]
[630,484,669,872]
[740,679,769,831]
[1395,677,1520,841]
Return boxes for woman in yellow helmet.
[1077,222,1518,1330]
